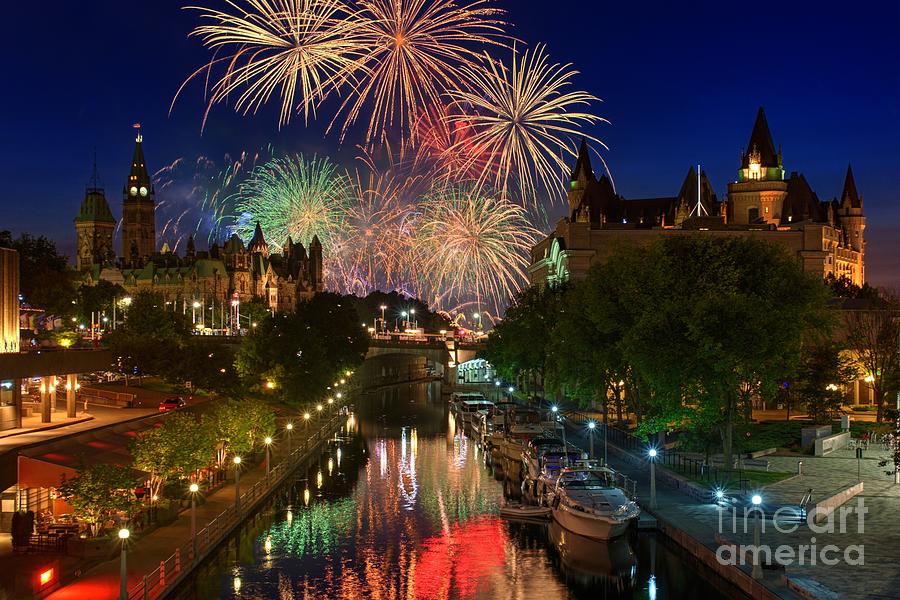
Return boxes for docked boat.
[470,409,493,447]
[488,401,519,449]
[550,466,640,540]
[534,451,591,503]
[499,502,551,522]
[498,406,545,463]
[457,399,494,432]
[521,436,565,480]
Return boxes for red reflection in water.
[414,516,507,599]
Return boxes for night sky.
[1,1,898,287]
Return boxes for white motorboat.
[521,436,565,480]
[550,467,640,541]
[534,451,590,503]
[498,406,545,463]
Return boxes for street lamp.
[751,493,763,579]
[648,448,658,509]
[316,404,323,414]
[410,308,416,330]
[336,392,342,399]
[286,422,293,456]
[233,456,242,514]
[495,380,501,401]
[327,397,334,406]
[189,483,199,558]
[587,421,596,459]
[118,528,130,600]
[380,305,387,334]
[264,437,273,484]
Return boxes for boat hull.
[552,503,632,541]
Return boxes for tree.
[76,279,126,324]
[350,291,450,333]
[169,340,240,396]
[131,412,214,500]
[0,230,76,317]
[794,342,858,423]
[482,285,563,398]
[205,398,275,468]
[57,464,139,537]
[108,290,191,377]
[844,294,900,422]
[235,293,368,405]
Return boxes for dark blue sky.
[2,1,898,286]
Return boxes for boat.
[470,409,493,447]
[498,406,545,463]
[550,466,640,540]
[488,401,519,449]
[499,502,552,522]
[534,451,591,503]
[457,399,494,431]
[547,520,637,589]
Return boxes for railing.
[127,411,347,600]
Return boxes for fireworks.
[330,0,507,145]
[154,148,271,251]
[446,44,607,205]
[176,0,368,129]
[233,154,353,261]
[409,184,540,313]
[332,167,410,295]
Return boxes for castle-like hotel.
[530,108,866,287]
[74,128,323,315]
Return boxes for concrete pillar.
[49,378,57,413]
[12,378,22,429]
[66,374,77,418]
[40,376,51,423]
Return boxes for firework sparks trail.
[175,0,370,129]
[153,148,272,251]
[413,104,498,184]
[446,44,608,207]
[329,0,508,145]
[409,183,540,314]
[233,154,353,289]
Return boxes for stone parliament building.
[74,128,324,317]
[529,108,866,289]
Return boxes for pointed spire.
[248,222,268,254]
[741,107,779,169]
[311,234,322,248]
[88,149,102,191]
[841,164,862,209]
[570,138,595,182]
[125,123,153,197]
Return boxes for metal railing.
[127,411,346,600]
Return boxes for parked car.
[158,397,186,412]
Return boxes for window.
[748,207,759,222]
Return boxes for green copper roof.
[74,188,116,223]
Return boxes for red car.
[158,397,186,412]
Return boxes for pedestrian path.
[565,423,899,600]
[45,414,341,600]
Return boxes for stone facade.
[77,128,324,315]
[530,108,866,288]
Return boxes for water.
[175,383,748,599]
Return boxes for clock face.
[130,186,138,196]
[139,186,148,197]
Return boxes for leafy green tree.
[620,237,832,471]
[235,293,368,405]
[0,230,76,317]
[76,279,126,324]
[482,285,563,398]
[58,464,140,537]
[169,340,240,396]
[794,342,858,423]
[131,412,214,500]
[844,293,900,422]
[108,290,191,376]
[205,398,275,467]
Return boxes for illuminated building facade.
[76,128,324,315]
[530,108,866,288]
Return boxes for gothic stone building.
[75,128,324,315]
[529,108,866,288]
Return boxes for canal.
[172,383,748,599]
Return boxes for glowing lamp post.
[587,421,596,459]
[286,422,293,456]
[648,448,658,510]
[233,456,242,514]
[118,528,130,600]
[380,305,387,334]
[264,437,273,484]
[751,494,763,579]
[494,380,501,402]
[189,483,199,558]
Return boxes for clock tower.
[121,124,156,264]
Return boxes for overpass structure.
[362,337,484,385]
[0,349,115,431]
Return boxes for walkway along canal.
[170,382,750,599]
